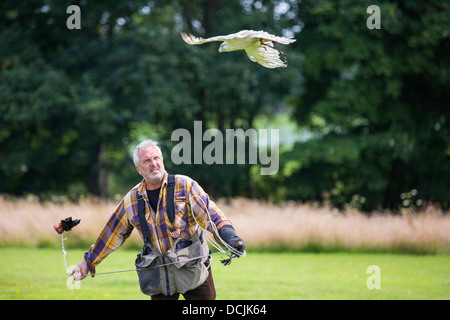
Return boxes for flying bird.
[181,30,296,69]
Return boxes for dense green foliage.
[0,1,448,210]
[275,0,450,210]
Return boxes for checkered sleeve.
[84,199,134,274]
[188,180,229,231]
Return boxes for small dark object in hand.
[54,217,80,234]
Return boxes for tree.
[271,0,449,210]
[0,0,152,197]
[0,0,302,199]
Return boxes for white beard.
[143,168,164,184]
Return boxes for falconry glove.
[218,225,246,254]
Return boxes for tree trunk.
[88,142,109,199]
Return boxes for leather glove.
[218,225,246,254]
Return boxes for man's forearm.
[213,221,232,245]
[217,224,246,253]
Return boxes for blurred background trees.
[0,0,448,211]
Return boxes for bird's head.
[218,42,230,52]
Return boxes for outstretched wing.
[240,30,296,45]
[245,40,287,69]
[181,30,295,46]
[181,32,238,45]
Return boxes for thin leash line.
[90,252,225,276]
[67,251,228,277]
[62,233,231,277]
[62,190,245,278]
[61,235,71,277]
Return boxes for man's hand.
[70,260,89,280]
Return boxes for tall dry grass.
[0,195,449,254]
[0,195,136,248]
[221,198,450,254]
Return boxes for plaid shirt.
[84,172,228,271]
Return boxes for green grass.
[1,247,449,300]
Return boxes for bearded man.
[72,139,245,300]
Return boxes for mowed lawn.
[0,247,448,300]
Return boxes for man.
[72,139,245,300]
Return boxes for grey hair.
[133,139,163,167]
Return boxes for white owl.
[181,30,296,69]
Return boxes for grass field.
[1,197,449,300]
[1,247,449,300]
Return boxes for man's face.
[136,146,165,185]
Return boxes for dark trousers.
[151,267,216,300]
